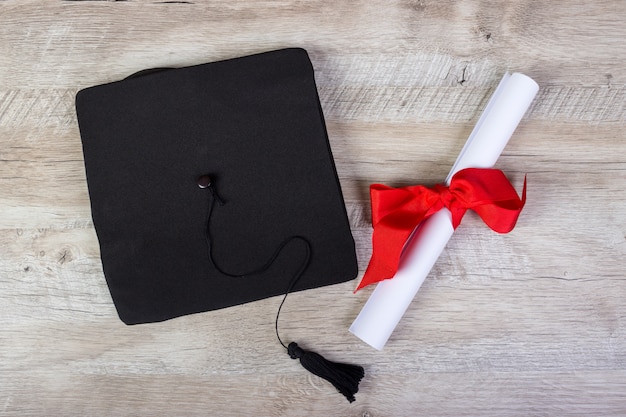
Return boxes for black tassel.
[287,342,364,403]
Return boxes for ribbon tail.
[355,222,413,292]
[355,257,391,292]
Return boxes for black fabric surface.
[76,48,358,325]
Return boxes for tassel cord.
[202,178,364,402]
[274,241,311,349]
[202,182,312,348]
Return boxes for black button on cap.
[197,175,211,189]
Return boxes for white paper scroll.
[350,72,539,350]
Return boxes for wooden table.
[1,1,625,415]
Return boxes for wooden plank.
[1,0,625,415]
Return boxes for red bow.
[356,168,526,291]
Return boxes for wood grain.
[1,0,625,416]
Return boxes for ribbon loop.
[356,168,526,291]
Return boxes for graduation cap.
[75,48,364,401]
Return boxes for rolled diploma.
[350,72,539,350]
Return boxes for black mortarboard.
[76,48,363,401]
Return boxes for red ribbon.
[356,168,526,291]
